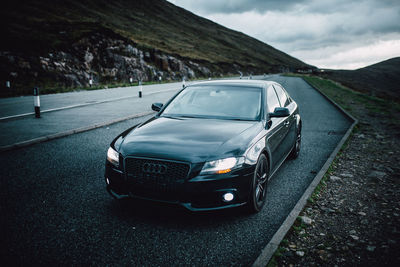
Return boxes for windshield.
[161,85,262,121]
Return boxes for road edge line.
[0,111,154,152]
[252,77,358,267]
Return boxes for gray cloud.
[169,0,308,14]
[168,0,400,69]
[171,0,400,15]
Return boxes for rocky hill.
[318,57,400,102]
[0,0,312,96]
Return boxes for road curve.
[0,76,352,266]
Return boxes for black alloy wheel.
[247,153,269,213]
[289,125,301,159]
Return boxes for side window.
[266,86,280,113]
[273,85,289,107]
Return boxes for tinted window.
[162,86,262,121]
[273,85,289,107]
[266,86,280,113]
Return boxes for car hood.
[118,116,262,163]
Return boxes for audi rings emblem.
[142,163,167,174]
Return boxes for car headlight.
[200,157,244,175]
[107,147,119,167]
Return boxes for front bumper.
[105,161,255,211]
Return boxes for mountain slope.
[0,0,312,95]
[320,57,400,101]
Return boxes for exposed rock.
[296,251,305,257]
[64,74,82,87]
[103,68,118,78]
[84,50,94,64]
[1,31,238,91]
[341,173,354,178]
[330,175,342,182]
[168,56,184,72]
[185,66,195,78]
[300,216,313,225]
[321,207,335,213]
[124,45,138,56]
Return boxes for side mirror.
[269,107,290,118]
[151,103,163,112]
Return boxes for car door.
[273,84,296,158]
[265,85,287,171]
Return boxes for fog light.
[223,192,234,202]
[106,178,110,185]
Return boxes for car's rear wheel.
[289,124,301,159]
[246,154,269,213]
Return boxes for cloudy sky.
[168,0,400,70]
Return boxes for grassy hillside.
[0,0,310,71]
[319,57,400,102]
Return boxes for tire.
[289,124,301,159]
[246,154,269,213]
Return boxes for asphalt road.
[0,76,352,265]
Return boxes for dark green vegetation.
[318,57,400,102]
[303,75,400,128]
[1,0,308,67]
[270,74,400,266]
[0,0,311,96]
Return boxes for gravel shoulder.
[274,76,400,266]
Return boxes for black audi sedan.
[105,79,301,213]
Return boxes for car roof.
[188,79,277,88]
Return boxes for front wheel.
[289,125,301,159]
[246,154,269,213]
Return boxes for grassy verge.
[267,73,399,266]
[286,74,400,122]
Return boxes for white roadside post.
[130,77,133,84]
[89,78,93,87]
[6,81,10,88]
[139,80,143,98]
[33,87,40,118]
[182,77,186,88]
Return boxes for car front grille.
[124,157,190,200]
